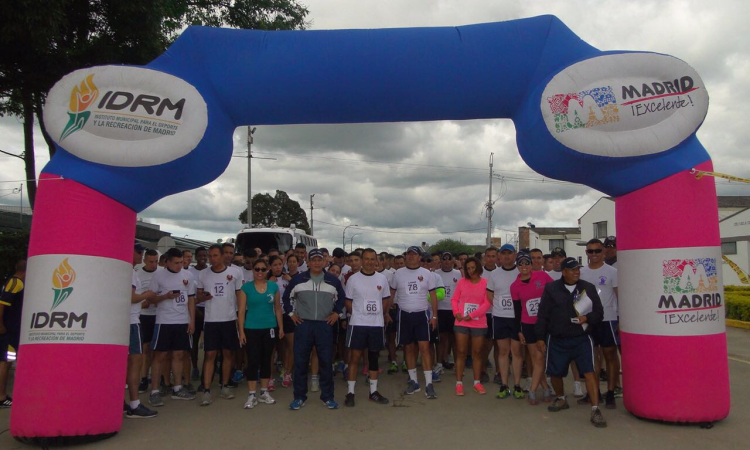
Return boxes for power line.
[313,219,486,235]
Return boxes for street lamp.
[343,224,358,248]
[349,233,361,251]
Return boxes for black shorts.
[521,323,539,344]
[397,310,432,346]
[591,320,620,348]
[139,314,156,344]
[545,335,595,378]
[282,314,296,334]
[194,307,205,337]
[386,306,399,332]
[203,320,240,351]
[485,313,494,339]
[0,331,18,362]
[129,324,143,355]
[152,323,192,352]
[492,316,519,341]
[438,310,454,334]
[345,325,385,351]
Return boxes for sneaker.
[614,386,623,398]
[311,377,320,392]
[388,361,398,374]
[289,398,305,410]
[201,391,212,406]
[443,361,455,370]
[573,381,584,398]
[577,392,603,405]
[401,361,408,373]
[336,360,346,375]
[605,391,616,409]
[432,370,441,383]
[221,386,235,399]
[126,403,158,419]
[282,373,292,388]
[244,394,258,409]
[528,392,538,405]
[226,379,239,389]
[158,384,169,397]
[496,385,510,399]
[455,383,465,396]
[591,407,608,428]
[138,379,149,394]
[345,393,355,407]
[123,402,129,414]
[543,388,555,403]
[425,383,437,399]
[513,385,525,400]
[405,380,421,395]
[480,372,490,384]
[232,370,244,383]
[267,379,276,392]
[369,391,389,404]
[192,368,200,381]
[183,383,197,395]
[434,363,444,375]
[548,397,570,412]
[473,383,486,395]
[323,399,339,409]
[148,392,164,407]
[171,387,196,401]
[493,373,502,385]
[259,391,276,404]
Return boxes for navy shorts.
[139,314,156,344]
[346,325,385,351]
[152,323,192,352]
[592,320,620,348]
[545,335,595,378]
[397,310,432,346]
[492,316,519,341]
[485,313,494,339]
[282,314,296,334]
[129,323,143,355]
[521,323,539,344]
[438,310,455,334]
[203,320,240,351]
[386,306,399,332]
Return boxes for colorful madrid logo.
[547,86,620,134]
[60,74,98,141]
[51,258,76,310]
[662,258,718,295]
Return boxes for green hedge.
[726,291,750,321]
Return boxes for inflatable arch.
[12,15,728,443]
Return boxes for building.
[518,226,584,264]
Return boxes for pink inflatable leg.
[616,160,730,423]
[11,173,135,444]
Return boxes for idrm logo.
[662,258,718,294]
[60,75,98,141]
[546,86,620,134]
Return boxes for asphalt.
[1,327,749,449]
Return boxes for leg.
[348,349,364,382]
[0,361,8,400]
[311,347,319,376]
[387,330,397,362]
[221,349,234,386]
[172,351,185,388]
[127,354,143,402]
[584,372,600,407]
[245,329,261,393]
[203,350,217,389]
[284,333,295,376]
[470,335,485,381]
[497,338,511,385]
[454,332,469,382]
[418,341,433,372]
[151,351,168,391]
[404,343,418,370]
[528,344,549,392]
[292,322,314,402]
[603,346,620,392]
[315,323,335,401]
[140,343,152,380]
[259,329,276,390]
[551,376,565,397]
[510,339,523,386]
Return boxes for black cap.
[406,246,422,255]
[603,236,617,248]
[332,247,347,258]
[441,252,453,260]
[134,242,145,253]
[516,252,532,265]
[551,247,566,257]
[561,257,581,270]
[308,248,325,260]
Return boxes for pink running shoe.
[473,383,486,395]
[267,379,276,392]
[282,374,292,388]
[455,384,465,396]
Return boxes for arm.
[451,281,463,318]
[472,288,493,319]
[429,290,439,329]
[131,287,155,304]
[237,290,247,346]
[0,304,5,335]
[187,295,196,334]
[535,286,552,343]
[273,291,284,338]
[582,284,604,325]
[282,278,296,314]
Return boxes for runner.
[331,248,352,280]
[450,257,492,396]
[198,245,243,406]
[238,258,283,408]
[148,248,197,406]
[136,249,160,393]
[529,248,545,272]
[221,243,236,267]
[543,254,554,272]
[478,247,498,383]
[386,255,406,374]
[269,255,294,388]
[510,252,554,405]
[295,243,308,272]
[0,259,25,409]
[487,244,524,399]
[536,257,607,428]
[436,252,460,372]
[580,239,620,409]
[421,253,445,382]
[390,246,439,399]
[344,249,391,407]
[547,248,566,281]
[603,236,617,267]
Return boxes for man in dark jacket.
[536,257,607,428]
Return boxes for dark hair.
[458,252,468,258]
[543,254,552,260]
[208,244,222,253]
[253,258,268,270]
[393,255,404,262]
[159,253,168,263]
[485,247,498,254]
[145,249,158,257]
[243,248,257,258]
[361,248,377,258]
[221,242,235,250]
[349,251,361,258]
[195,246,207,255]
[586,238,604,246]
[463,257,483,279]
[320,247,329,254]
[182,249,192,256]
[166,247,183,260]
[267,255,284,278]
[286,254,299,264]
[474,252,483,259]
[328,263,343,274]
[258,253,268,260]
[295,243,306,250]
[267,248,279,254]
[529,248,543,255]
[431,252,440,257]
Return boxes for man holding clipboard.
[535,257,606,428]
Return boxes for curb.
[726,319,750,330]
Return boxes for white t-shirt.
[487,265,519,318]
[187,266,206,308]
[136,267,160,316]
[436,269,461,311]
[298,260,308,272]
[131,270,142,325]
[580,264,619,321]
[345,271,391,327]
[151,268,196,324]
[547,270,562,281]
[390,267,436,313]
[198,266,243,323]
[378,269,394,288]
[272,276,290,307]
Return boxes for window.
[593,221,608,239]
[721,242,737,255]
[549,239,564,252]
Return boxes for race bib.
[500,296,513,312]
[526,298,540,317]
[174,290,188,308]
[212,283,225,298]
[464,303,479,317]
[365,299,380,315]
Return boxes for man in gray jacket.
[283,248,346,410]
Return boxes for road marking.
[728,356,750,365]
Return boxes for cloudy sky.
[1,0,749,253]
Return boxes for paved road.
[1,327,749,449]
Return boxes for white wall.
[529,230,586,264]
[719,208,750,286]
[579,197,615,242]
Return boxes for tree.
[0,0,310,209]
[239,190,310,234]
[428,238,477,256]
[0,230,30,283]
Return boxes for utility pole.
[486,152,494,247]
[247,126,255,228]
[310,194,315,235]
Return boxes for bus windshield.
[236,232,294,255]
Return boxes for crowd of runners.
[0,236,621,429]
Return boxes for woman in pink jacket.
[451,257,493,396]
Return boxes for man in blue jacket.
[283,248,346,410]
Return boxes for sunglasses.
[586,249,603,254]
[517,261,531,266]
[254,267,268,272]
